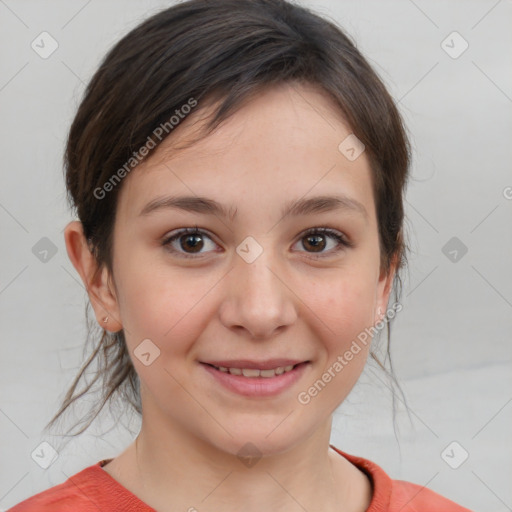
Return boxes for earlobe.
[63,221,123,332]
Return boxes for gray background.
[1,1,511,510]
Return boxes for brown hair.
[46,0,411,439]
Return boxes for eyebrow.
[139,194,368,221]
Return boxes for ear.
[64,221,123,333]
[374,251,399,325]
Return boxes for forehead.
[116,82,376,224]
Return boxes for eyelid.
[161,226,353,259]
[161,227,217,259]
[301,226,354,249]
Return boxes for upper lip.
[201,359,308,370]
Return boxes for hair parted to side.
[46,0,412,439]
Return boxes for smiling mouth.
[203,362,307,378]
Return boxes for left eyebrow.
[138,194,368,222]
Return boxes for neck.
[119,414,370,512]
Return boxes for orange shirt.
[7,445,473,511]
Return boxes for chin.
[203,419,313,462]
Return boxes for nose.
[218,248,297,340]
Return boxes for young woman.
[8,0,473,510]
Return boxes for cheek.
[114,264,213,409]
[303,267,378,348]
[295,273,377,413]
[114,254,217,356]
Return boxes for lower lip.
[200,362,309,397]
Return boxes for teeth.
[213,364,298,378]
[242,368,260,377]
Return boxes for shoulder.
[329,445,474,512]
[7,462,113,512]
[389,479,474,511]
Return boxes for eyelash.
[161,226,354,260]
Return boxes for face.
[102,82,394,457]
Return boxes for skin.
[65,81,396,512]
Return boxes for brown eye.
[296,227,352,257]
[162,228,217,258]
[178,233,204,253]
[302,233,327,252]
[162,226,352,260]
